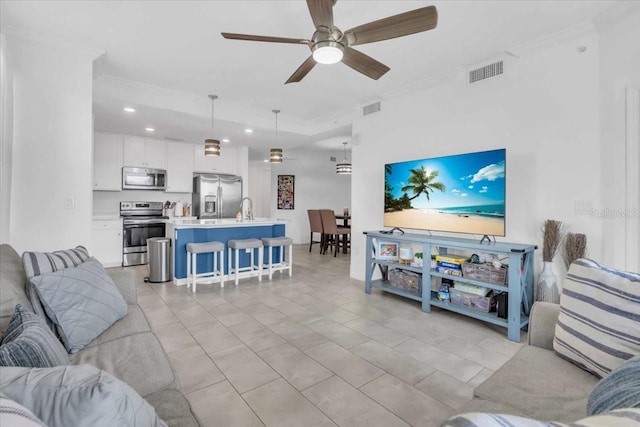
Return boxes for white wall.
[269,147,351,244]
[0,34,13,244]
[249,160,272,218]
[350,28,606,282]
[597,4,640,272]
[6,35,100,253]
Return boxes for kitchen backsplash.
[93,190,191,214]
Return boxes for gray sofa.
[457,301,599,422]
[0,243,200,426]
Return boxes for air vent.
[330,156,336,162]
[164,136,184,142]
[363,101,381,116]
[469,61,503,84]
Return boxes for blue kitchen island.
[166,218,287,286]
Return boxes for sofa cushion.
[0,396,48,427]
[0,304,69,368]
[21,246,91,326]
[71,331,177,397]
[553,259,640,378]
[0,364,167,427]
[30,258,127,353]
[588,354,640,415]
[474,345,599,422]
[0,244,30,333]
[441,408,640,427]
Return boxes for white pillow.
[441,408,640,426]
[0,396,47,426]
[0,365,166,427]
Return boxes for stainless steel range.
[120,201,167,266]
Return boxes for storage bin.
[450,288,497,312]
[461,262,508,285]
[388,269,422,294]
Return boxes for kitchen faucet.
[239,197,254,220]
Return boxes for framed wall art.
[277,175,295,210]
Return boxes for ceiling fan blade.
[285,56,317,84]
[221,32,310,45]
[345,6,437,46]
[306,0,334,29]
[341,47,390,80]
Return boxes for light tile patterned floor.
[127,245,525,427]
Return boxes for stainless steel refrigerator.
[192,174,243,219]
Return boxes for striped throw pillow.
[21,247,91,323]
[553,259,640,378]
[0,396,48,427]
[0,304,69,368]
[440,408,640,427]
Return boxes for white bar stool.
[261,237,293,280]
[186,241,225,292]
[227,238,263,285]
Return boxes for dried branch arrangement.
[542,219,564,262]
[564,232,587,268]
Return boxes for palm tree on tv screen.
[401,166,446,203]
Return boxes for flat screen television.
[384,148,506,236]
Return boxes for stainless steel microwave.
[122,167,166,191]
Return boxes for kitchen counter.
[166,218,286,228]
[92,213,121,221]
[166,219,287,285]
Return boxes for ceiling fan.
[221,0,437,84]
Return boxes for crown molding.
[504,21,596,58]
[2,26,104,61]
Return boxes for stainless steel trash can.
[147,237,171,283]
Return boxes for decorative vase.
[536,261,560,303]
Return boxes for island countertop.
[166,218,286,229]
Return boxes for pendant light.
[270,109,283,163]
[336,141,352,174]
[205,94,220,157]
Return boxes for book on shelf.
[436,260,463,270]
[453,281,490,296]
[435,266,463,276]
[435,254,469,265]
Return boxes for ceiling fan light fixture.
[312,41,344,64]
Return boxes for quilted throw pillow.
[21,246,91,324]
[0,304,69,367]
[30,258,127,353]
[0,365,167,427]
[553,259,640,378]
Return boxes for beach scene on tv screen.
[384,149,505,236]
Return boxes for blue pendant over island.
[166,218,286,285]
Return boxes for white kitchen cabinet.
[91,218,123,267]
[123,135,166,169]
[193,144,237,175]
[166,142,194,193]
[93,132,123,191]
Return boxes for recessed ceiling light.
[263,159,268,163]
[244,129,253,133]
[123,107,136,113]
[145,127,155,132]
[222,138,230,143]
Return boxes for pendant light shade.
[205,94,220,157]
[205,139,220,156]
[270,109,283,163]
[336,141,352,174]
[269,148,283,163]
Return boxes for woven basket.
[461,262,508,285]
